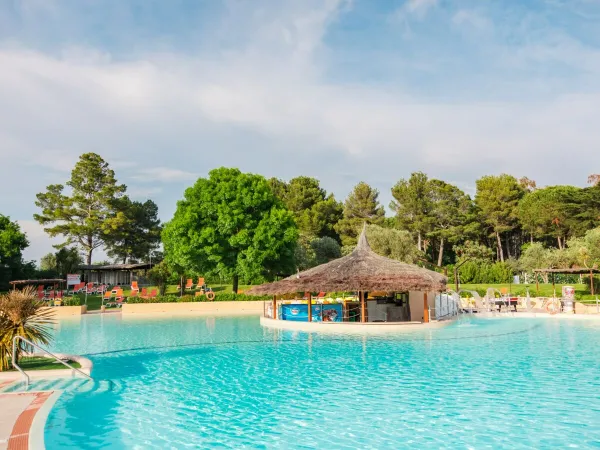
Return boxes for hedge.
[127,293,271,304]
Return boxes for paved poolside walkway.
[0,391,53,450]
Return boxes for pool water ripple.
[36,315,600,449]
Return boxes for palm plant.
[0,287,55,371]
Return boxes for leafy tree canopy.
[366,224,422,264]
[0,215,28,266]
[518,185,581,248]
[105,199,162,263]
[34,153,126,264]
[268,176,343,240]
[0,215,33,289]
[391,172,433,249]
[163,168,298,292]
[335,182,385,246]
[475,174,524,261]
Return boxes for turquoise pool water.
[31,316,600,448]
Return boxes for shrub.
[0,287,55,371]
[62,297,81,306]
[456,261,514,284]
[126,293,271,304]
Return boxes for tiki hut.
[248,226,447,324]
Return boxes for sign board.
[67,274,80,286]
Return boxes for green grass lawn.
[5,356,81,371]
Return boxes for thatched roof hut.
[248,226,446,295]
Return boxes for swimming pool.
[28,315,600,448]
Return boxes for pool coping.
[28,391,61,450]
[0,354,93,384]
[260,316,455,333]
[0,390,57,450]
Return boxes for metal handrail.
[12,336,92,387]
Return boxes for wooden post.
[591,270,595,296]
[536,274,539,296]
[454,267,459,293]
[307,293,312,322]
[272,295,277,320]
[360,291,366,323]
[423,292,429,323]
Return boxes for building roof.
[78,263,153,271]
[9,278,65,285]
[248,225,447,295]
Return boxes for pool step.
[3,378,118,395]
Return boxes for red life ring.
[206,291,215,301]
[545,300,560,315]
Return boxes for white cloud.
[1,0,600,259]
[452,10,492,31]
[17,220,108,264]
[131,168,197,183]
[405,0,438,16]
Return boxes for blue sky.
[1,0,599,263]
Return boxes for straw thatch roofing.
[9,278,65,285]
[248,226,446,295]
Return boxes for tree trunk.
[557,236,563,250]
[437,238,444,267]
[505,235,512,259]
[233,274,239,294]
[496,231,504,262]
[530,233,534,244]
[86,235,93,265]
[417,232,422,251]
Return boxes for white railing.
[12,336,92,387]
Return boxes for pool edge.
[29,390,62,450]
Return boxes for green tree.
[105,199,162,263]
[335,182,385,246]
[366,224,422,263]
[269,176,343,240]
[566,227,600,269]
[55,247,83,277]
[0,215,30,289]
[310,236,342,265]
[40,253,57,272]
[391,172,433,251]
[147,261,173,296]
[475,174,524,262]
[518,186,580,248]
[162,168,298,293]
[428,179,472,266]
[453,240,494,264]
[0,215,28,266]
[34,153,127,265]
[574,184,600,232]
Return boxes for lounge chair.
[185,279,194,291]
[140,287,149,298]
[148,289,157,299]
[196,278,205,290]
[131,281,139,292]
